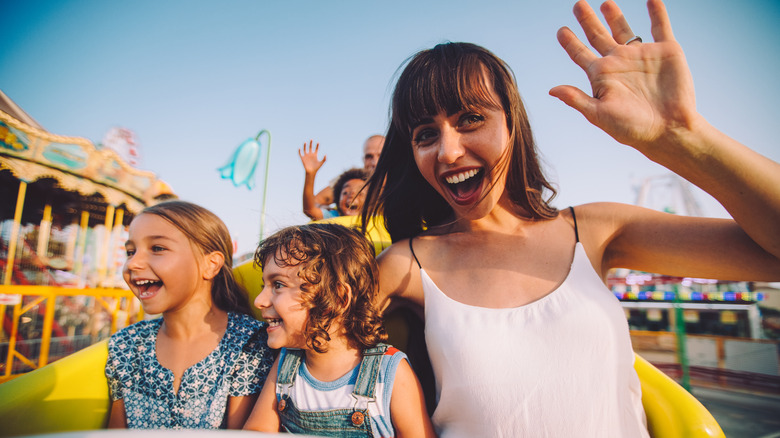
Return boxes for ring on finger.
[624,35,643,45]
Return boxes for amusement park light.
[218,130,272,240]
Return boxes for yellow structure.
[0,216,724,437]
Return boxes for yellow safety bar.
[0,285,142,383]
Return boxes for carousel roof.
[0,90,173,215]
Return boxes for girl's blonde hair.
[254,223,386,353]
[140,200,251,314]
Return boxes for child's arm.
[314,186,334,207]
[225,394,259,429]
[299,140,327,221]
[242,356,281,432]
[390,359,437,438]
[106,399,127,428]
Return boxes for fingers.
[556,26,597,71]
[647,0,675,42]
[573,0,670,53]
[549,85,597,123]
[600,0,638,45]
[572,0,616,56]
[300,140,320,154]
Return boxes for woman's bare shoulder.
[376,238,424,306]
[568,202,645,234]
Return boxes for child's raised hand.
[550,0,700,161]
[298,140,326,175]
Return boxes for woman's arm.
[390,359,437,438]
[574,202,780,281]
[375,239,425,314]
[551,0,780,262]
[106,399,127,429]
[242,356,281,432]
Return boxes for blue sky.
[2,0,779,256]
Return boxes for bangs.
[257,232,308,270]
[393,43,505,136]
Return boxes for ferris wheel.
[634,173,704,217]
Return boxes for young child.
[300,139,370,220]
[332,168,369,217]
[243,223,435,437]
[105,200,275,429]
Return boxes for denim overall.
[276,344,389,437]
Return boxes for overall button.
[351,411,365,426]
[278,399,287,412]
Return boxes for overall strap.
[352,343,389,400]
[277,348,304,398]
[568,206,580,243]
[409,238,422,269]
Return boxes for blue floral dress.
[105,312,274,429]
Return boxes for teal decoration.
[218,129,272,239]
[218,137,261,189]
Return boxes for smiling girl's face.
[123,213,213,315]
[255,254,308,350]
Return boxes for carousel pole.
[2,180,26,369]
[74,211,89,284]
[36,204,53,262]
[97,205,115,287]
[64,216,79,270]
[3,181,27,286]
[104,208,124,288]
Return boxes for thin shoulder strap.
[409,237,422,269]
[568,206,580,243]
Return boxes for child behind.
[300,139,370,220]
[105,200,275,429]
[243,223,435,437]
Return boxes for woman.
[361,0,780,436]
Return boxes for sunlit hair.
[333,168,369,215]
[362,42,557,241]
[254,223,386,353]
[139,200,251,315]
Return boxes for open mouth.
[443,168,483,204]
[265,317,282,328]
[133,279,162,299]
[342,203,360,215]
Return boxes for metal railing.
[631,330,780,394]
[0,285,142,383]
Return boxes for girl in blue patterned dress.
[105,200,275,429]
[243,223,435,437]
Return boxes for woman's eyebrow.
[410,117,434,131]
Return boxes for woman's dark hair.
[362,42,557,241]
[140,200,252,315]
[333,168,369,215]
[254,223,386,353]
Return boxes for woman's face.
[410,87,511,221]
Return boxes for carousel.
[0,90,172,379]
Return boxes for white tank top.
[420,242,649,438]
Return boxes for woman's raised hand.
[298,139,326,175]
[550,0,699,159]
